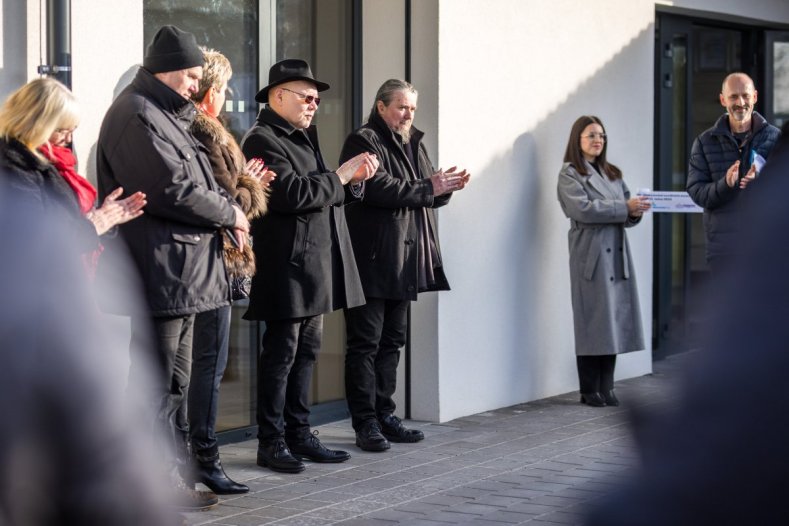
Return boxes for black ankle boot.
[602,390,620,406]
[580,392,606,407]
[196,457,249,495]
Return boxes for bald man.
[686,72,780,272]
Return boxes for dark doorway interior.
[653,13,789,360]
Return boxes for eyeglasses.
[581,133,607,141]
[281,87,321,106]
[54,127,77,135]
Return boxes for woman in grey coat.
[557,116,650,407]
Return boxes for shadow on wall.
[0,0,29,102]
[438,23,654,416]
[85,65,140,184]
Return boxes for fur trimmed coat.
[192,112,268,278]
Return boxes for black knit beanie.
[143,25,204,74]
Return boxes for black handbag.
[230,274,252,300]
[223,229,255,301]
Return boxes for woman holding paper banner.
[557,115,650,407]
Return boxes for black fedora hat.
[255,59,330,103]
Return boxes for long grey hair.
[368,79,418,123]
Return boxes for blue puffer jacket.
[687,111,780,260]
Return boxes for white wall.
[410,0,788,422]
[72,1,143,183]
[425,0,655,422]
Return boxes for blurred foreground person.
[586,124,789,525]
[0,177,177,525]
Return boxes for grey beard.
[399,127,411,144]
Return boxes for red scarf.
[39,143,103,279]
[39,144,97,214]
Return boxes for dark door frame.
[653,10,789,358]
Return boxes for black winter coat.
[339,113,450,301]
[240,107,365,321]
[96,68,237,317]
[686,111,780,259]
[0,138,98,252]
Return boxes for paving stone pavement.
[182,355,685,526]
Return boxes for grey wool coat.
[557,161,645,356]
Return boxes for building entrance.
[653,12,789,358]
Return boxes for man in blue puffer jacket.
[687,72,780,272]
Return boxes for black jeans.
[130,314,194,479]
[576,355,617,394]
[256,315,323,443]
[344,298,409,431]
[188,305,231,459]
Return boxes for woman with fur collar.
[187,48,273,495]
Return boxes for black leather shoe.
[355,420,390,452]
[195,457,249,495]
[287,431,350,463]
[257,438,305,473]
[602,390,620,407]
[580,392,606,407]
[379,414,424,443]
[172,478,218,511]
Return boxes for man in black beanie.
[96,25,249,511]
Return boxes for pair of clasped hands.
[725,160,756,190]
[230,157,278,250]
[627,195,651,217]
[337,152,471,197]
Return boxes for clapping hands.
[244,158,277,188]
[336,152,379,185]
[431,166,470,196]
[88,187,146,235]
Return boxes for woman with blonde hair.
[0,78,145,271]
[185,47,272,494]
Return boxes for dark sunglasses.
[281,87,321,106]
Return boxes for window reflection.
[143,0,258,141]
[144,0,259,433]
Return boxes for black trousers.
[188,305,232,459]
[344,298,409,431]
[576,355,617,394]
[256,315,322,443]
[130,314,194,480]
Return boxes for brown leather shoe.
[172,479,218,511]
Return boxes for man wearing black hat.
[240,59,378,474]
[97,25,249,510]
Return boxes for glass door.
[261,0,358,422]
[764,31,789,128]
[144,0,261,441]
[653,15,746,358]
